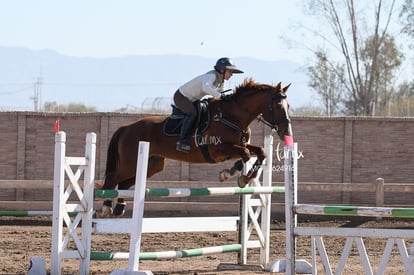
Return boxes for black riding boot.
[176,114,196,152]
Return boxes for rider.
[173,57,244,152]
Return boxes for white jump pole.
[51,131,66,275]
[81,132,96,274]
[238,135,273,267]
[286,142,298,274]
[260,134,273,264]
[111,141,152,275]
[284,133,297,275]
[128,141,150,271]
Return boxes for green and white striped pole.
[0,210,52,217]
[94,186,285,199]
[0,210,78,217]
[90,244,242,261]
[294,204,414,218]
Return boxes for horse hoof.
[96,205,113,218]
[113,202,126,217]
[94,182,103,189]
[237,175,249,188]
[219,169,230,182]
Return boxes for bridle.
[257,90,290,132]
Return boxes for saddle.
[163,99,210,136]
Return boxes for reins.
[213,112,249,145]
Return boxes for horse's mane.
[233,78,278,99]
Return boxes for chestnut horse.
[98,79,292,217]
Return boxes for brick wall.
[1,112,414,184]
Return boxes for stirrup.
[176,141,190,152]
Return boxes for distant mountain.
[0,46,312,112]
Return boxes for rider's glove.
[221,94,232,101]
[220,89,233,101]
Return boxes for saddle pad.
[163,117,183,136]
[163,116,210,137]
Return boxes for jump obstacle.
[48,131,283,274]
[283,143,414,275]
[32,131,414,274]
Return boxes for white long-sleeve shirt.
[179,70,224,101]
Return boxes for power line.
[0,85,33,95]
[41,82,180,87]
[0,81,182,89]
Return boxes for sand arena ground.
[1,216,414,274]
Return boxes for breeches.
[173,90,197,116]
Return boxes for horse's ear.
[283,83,291,93]
[276,82,282,89]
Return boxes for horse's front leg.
[236,144,266,188]
[219,159,244,182]
[216,145,254,186]
[245,144,266,175]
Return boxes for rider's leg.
[176,113,196,151]
[173,90,197,152]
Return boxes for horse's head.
[259,82,292,141]
[233,79,292,141]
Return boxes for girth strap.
[194,129,216,163]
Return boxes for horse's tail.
[104,127,124,181]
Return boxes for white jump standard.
[284,142,414,274]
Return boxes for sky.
[0,0,308,62]
[1,0,411,71]
[0,0,412,111]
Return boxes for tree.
[356,34,403,115]
[400,0,414,47]
[399,0,414,97]
[383,81,414,116]
[307,50,345,115]
[291,105,325,116]
[304,0,405,115]
[43,101,97,112]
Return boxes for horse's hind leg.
[112,177,135,216]
[148,156,165,177]
[97,200,114,218]
[97,172,118,218]
[112,156,165,217]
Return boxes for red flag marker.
[284,135,294,147]
[54,120,60,132]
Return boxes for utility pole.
[31,77,42,111]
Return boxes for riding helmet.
[214,57,244,74]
